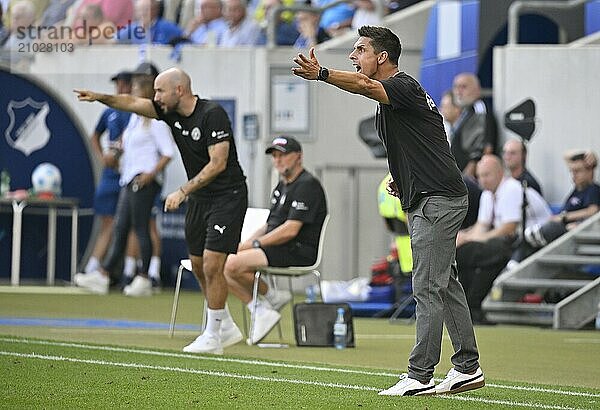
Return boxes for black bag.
[293,303,355,347]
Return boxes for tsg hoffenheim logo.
[5,98,51,156]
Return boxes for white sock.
[148,256,161,280]
[123,256,137,278]
[85,257,100,273]
[205,308,226,337]
[221,304,235,328]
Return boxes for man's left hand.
[164,189,186,212]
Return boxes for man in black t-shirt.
[224,136,327,345]
[75,67,248,355]
[293,26,482,396]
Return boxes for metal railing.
[507,0,588,45]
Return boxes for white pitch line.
[0,350,591,410]
[564,338,600,344]
[1,337,599,399]
[0,337,398,377]
[0,351,377,392]
[438,394,588,410]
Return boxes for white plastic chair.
[168,207,270,337]
[248,214,330,343]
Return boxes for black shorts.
[185,184,248,256]
[263,241,317,268]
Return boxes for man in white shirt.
[456,155,551,324]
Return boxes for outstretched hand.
[291,47,321,80]
[73,89,99,102]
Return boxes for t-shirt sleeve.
[94,109,109,134]
[287,180,322,223]
[477,191,493,225]
[116,112,131,135]
[205,106,233,146]
[151,120,176,157]
[583,185,600,207]
[379,77,416,110]
[497,183,522,225]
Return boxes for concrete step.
[500,278,592,290]
[483,300,555,312]
[485,312,553,326]
[574,232,600,244]
[537,255,600,265]
[576,245,600,255]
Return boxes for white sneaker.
[183,332,223,355]
[266,289,292,311]
[435,367,485,395]
[123,275,153,297]
[221,321,243,348]
[247,308,281,345]
[379,374,436,396]
[74,271,109,295]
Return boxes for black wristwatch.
[252,239,262,249]
[317,66,329,81]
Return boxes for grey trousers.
[406,194,480,382]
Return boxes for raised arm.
[292,48,390,104]
[74,89,158,119]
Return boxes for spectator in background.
[1,0,36,68]
[71,0,133,29]
[70,3,115,44]
[456,155,551,324]
[451,73,498,178]
[39,0,77,27]
[116,0,183,44]
[293,9,329,49]
[524,150,600,253]
[502,138,542,196]
[256,0,298,46]
[0,2,8,45]
[3,0,49,26]
[186,0,227,45]
[351,0,384,31]
[224,136,327,345]
[315,0,354,37]
[83,70,132,278]
[219,0,261,47]
[440,89,460,144]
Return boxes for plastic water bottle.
[333,308,347,349]
[305,285,316,303]
[596,302,600,330]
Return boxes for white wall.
[494,45,600,205]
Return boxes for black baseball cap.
[130,62,160,77]
[110,70,132,82]
[265,136,302,154]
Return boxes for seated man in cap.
[224,136,328,344]
[523,150,600,253]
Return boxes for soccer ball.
[32,163,62,196]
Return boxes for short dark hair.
[357,26,402,66]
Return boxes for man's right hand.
[74,89,99,102]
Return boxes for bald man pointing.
[75,67,248,355]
